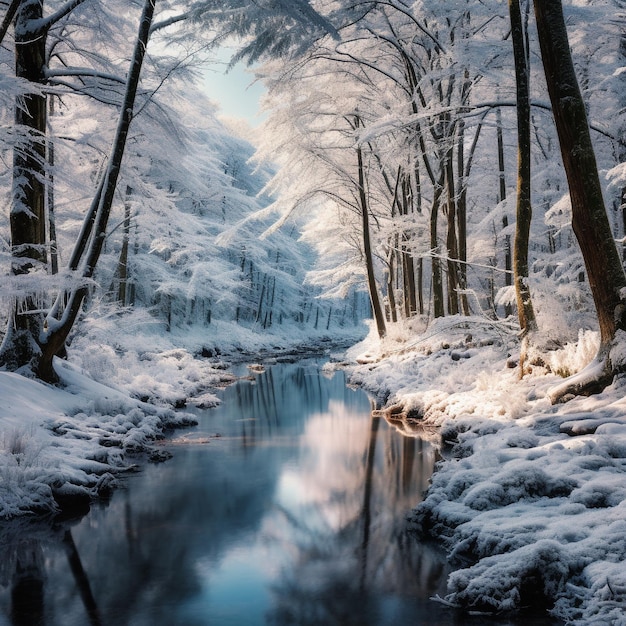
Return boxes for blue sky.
[202,50,266,125]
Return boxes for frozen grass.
[0,362,197,519]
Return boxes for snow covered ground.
[345,316,626,625]
[0,357,198,519]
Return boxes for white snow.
[343,316,626,624]
[0,358,197,519]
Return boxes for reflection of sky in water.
[184,545,275,626]
[176,381,442,625]
[182,400,378,624]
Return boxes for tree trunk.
[431,169,446,319]
[510,0,538,344]
[400,176,417,317]
[47,97,59,276]
[445,146,460,316]
[116,186,133,305]
[0,0,48,370]
[37,0,157,381]
[387,238,398,323]
[456,118,470,316]
[355,122,386,339]
[497,107,513,318]
[533,0,626,400]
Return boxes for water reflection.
[0,361,451,626]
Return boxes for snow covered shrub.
[0,427,53,518]
[462,463,576,511]
[77,344,119,381]
[545,329,599,378]
[447,540,571,613]
[1,426,44,468]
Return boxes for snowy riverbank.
[0,312,365,519]
[344,316,626,625]
[3,309,625,623]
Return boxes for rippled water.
[0,360,470,625]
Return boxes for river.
[0,359,559,625]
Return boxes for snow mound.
[0,361,196,519]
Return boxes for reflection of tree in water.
[38,362,348,625]
[0,518,103,626]
[265,407,450,626]
[233,361,362,447]
[0,363,452,625]
[269,577,378,626]
[8,538,45,626]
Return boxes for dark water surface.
[0,361,560,625]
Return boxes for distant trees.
[249,0,626,393]
[0,0,352,380]
[256,1,513,327]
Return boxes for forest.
[1,0,626,624]
[1,0,625,394]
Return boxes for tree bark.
[115,186,133,305]
[355,116,386,339]
[445,147,460,316]
[456,118,470,316]
[48,96,59,275]
[510,0,538,341]
[401,177,417,317]
[533,0,626,399]
[430,168,446,319]
[496,107,513,318]
[0,0,48,370]
[37,0,157,381]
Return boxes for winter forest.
[2,0,626,624]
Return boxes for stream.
[0,360,560,625]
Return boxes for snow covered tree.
[2,0,92,371]
[35,0,158,381]
[534,0,626,400]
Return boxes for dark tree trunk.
[400,176,417,317]
[456,118,470,316]
[510,0,537,340]
[355,118,386,339]
[445,148,460,316]
[534,0,626,399]
[13,0,47,266]
[0,0,48,370]
[116,186,133,305]
[47,97,58,275]
[431,169,446,319]
[37,0,157,381]
[387,237,398,323]
[497,107,513,317]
